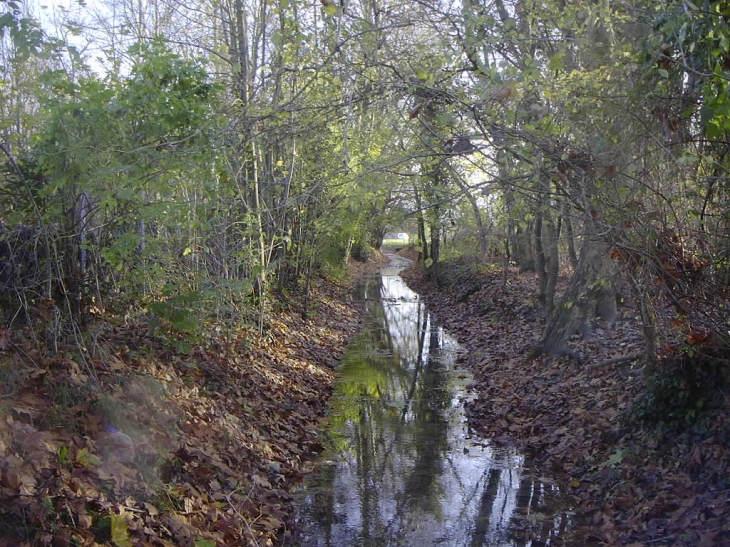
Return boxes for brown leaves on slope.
[0,259,384,547]
[400,256,730,546]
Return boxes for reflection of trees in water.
[325,273,455,542]
[295,272,570,547]
[510,474,571,545]
[399,327,451,517]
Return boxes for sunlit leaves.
[547,49,566,72]
[26,40,223,301]
[320,0,339,16]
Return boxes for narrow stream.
[292,256,574,546]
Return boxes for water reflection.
[293,258,571,546]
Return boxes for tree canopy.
[0,0,727,352]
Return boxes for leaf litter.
[0,255,388,547]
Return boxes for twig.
[588,352,644,369]
[644,534,677,544]
[225,488,261,547]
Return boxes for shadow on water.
[291,256,577,546]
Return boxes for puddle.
[291,256,576,546]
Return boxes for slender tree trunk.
[453,175,489,259]
[503,182,535,272]
[534,169,559,316]
[429,223,440,276]
[413,184,428,263]
[563,200,579,269]
[544,219,559,318]
[251,142,268,333]
[535,189,547,304]
[234,0,250,105]
[626,270,658,367]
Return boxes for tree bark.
[540,219,615,356]
[535,168,560,316]
[504,182,535,272]
[413,184,427,263]
[544,217,560,318]
[453,175,489,259]
[562,200,579,269]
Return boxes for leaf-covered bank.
[0,255,387,547]
[399,253,730,547]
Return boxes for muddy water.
[292,256,574,546]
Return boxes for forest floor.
[2,250,729,547]
[398,249,730,547]
[0,254,388,547]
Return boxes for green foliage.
[0,4,47,61]
[148,288,206,348]
[646,0,730,137]
[109,513,132,547]
[22,39,226,316]
[56,445,68,465]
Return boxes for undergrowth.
[631,346,729,434]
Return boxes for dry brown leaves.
[0,256,387,547]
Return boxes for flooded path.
[292,256,574,546]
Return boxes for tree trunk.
[535,176,547,306]
[544,218,559,318]
[453,175,489,259]
[504,184,535,271]
[413,184,428,263]
[627,270,659,367]
[513,223,535,272]
[562,201,579,269]
[540,220,615,356]
[429,222,440,277]
[535,170,559,317]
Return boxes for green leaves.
[110,513,132,547]
[76,448,102,468]
[547,50,566,72]
[0,10,46,61]
[0,12,15,32]
[27,39,224,303]
[321,0,338,16]
[149,289,205,336]
[56,445,68,464]
[649,0,730,137]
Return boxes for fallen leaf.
[110,513,132,547]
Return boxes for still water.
[293,256,573,546]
